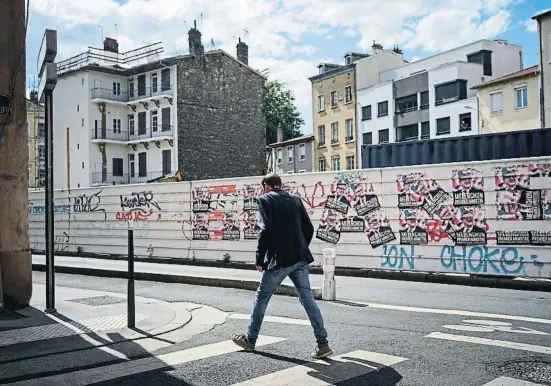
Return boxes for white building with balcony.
[356,39,523,166]
[52,38,178,189]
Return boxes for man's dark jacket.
[255,188,315,270]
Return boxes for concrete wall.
[356,81,394,152]
[477,75,540,134]
[536,13,551,127]
[393,72,429,99]
[356,50,406,91]
[28,156,551,278]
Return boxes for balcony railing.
[92,171,166,185]
[91,88,129,103]
[91,126,173,142]
[91,84,172,103]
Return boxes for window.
[363,132,372,145]
[112,158,123,177]
[378,129,389,144]
[345,119,353,142]
[435,80,467,105]
[81,118,84,126]
[420,91,429,109]
[331,91,338,107]
[138,152,147,177]
[151,110,158,132]
[81,78,84,85]
[299,144,306,161]
[344,85,352,104]
[331,156,340,171]
[318,125,326,146]
[436,117,451,135]
[137,75,146,96]
[129,154,135,178]
[459,113,471,132]
[77,104,79,112]
[515,86,528,109]
[421,121,430,139]
[81,162,84,169]
[112,118,121,134]
[490,91,503,114]
[287,146,293,162]
[331,122,339,144]
[138,112,147,135]
[162,150,171,175]
[318,158,327,172]
[37,122,45,137]
[377,101,388,117]
[395,94,417,114]
[277,148,283,164]
[396,124,418,142]
[317,94,325,112]
[128,78,135,98]
[161,68,171,91]
[112,82,121,96]
[128,114,135,136]
[467,50,492,76]
[361,105,371,120]
[346,155,354,170]
[151,73,158,93]
[162,107,171,131]
[38,145,45,158]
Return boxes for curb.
[32,251,551,293]
[32,263,323,300]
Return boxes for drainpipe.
[537,19,545,128]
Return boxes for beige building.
[532,10,551,128]
[309,53,367,172]
[472,65,540,134]
[26,92,45,189]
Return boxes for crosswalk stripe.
[5,335,286,386]
[229,350,408,385]
[481,376,547,385]
[229,313,312,326]
[426,332,551,355]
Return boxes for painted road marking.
[442,320,549,335]
[349,302,551,325]
[6,335,286,386]
[482,376,547,385]
[229,313,312,326]
[229,350,408,385]
[426,332,551,355]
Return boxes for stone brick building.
[177,24,267,181]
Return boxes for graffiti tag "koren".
[120,191,161,213]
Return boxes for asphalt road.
[20,273,551,385]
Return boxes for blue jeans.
[245,261,329,348]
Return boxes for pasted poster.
[530,230,551,246]
[191,212,210,240]
[364,209,396,248]
[495,165,542,220]
[398,209,428,245]
[543,189,551,220]
[242,184,262,211]
[496,230,531,245]
[431,204,458,243]
[451,168,484,206]
[316,209,343,244]
[316,172,386,245]
[207,211,241,241]
[243,210,261,240]
[453,206,488,246]
[192,186,211,212]
[397,172,452,215]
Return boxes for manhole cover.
[67,295,126,307]
[0,310,27,321]
[488,360,551,384]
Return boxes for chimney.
[392,45,403,54]
[236,37,249,65]
[372,40,383,54]
[276,124,283,143]
[103,37,119,53]
[30,90,38,104]
[188,20,204,56]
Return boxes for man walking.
[231,173,332,358]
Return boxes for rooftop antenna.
[114,23,118,40]
[200,13,203,30]
[97,25,104,43]
[211,39,215,49]
[244,29,249,38]
[184,21,188,30]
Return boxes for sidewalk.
[0,280,230,383]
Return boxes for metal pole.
[322,248,336,301]
[44,90,56,313]
[127,221,135,328]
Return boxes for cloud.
[525,8,551,33]
[291,45,319,55]
[325,35,335,40]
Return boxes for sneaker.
[312,345,333,359]
[231,333,255,351]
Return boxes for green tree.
[264,80,304,145]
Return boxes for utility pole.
[0,0,32,309]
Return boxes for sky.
[27,0,549,135]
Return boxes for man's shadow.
[254,351,403,385]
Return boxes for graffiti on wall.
[117,191,162,221]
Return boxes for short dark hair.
[261,173,282,188]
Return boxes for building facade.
[52,25,265,189]
[270,134,314,174]
[533,10,551,128]
[357,39,523,167]
[26,94,45,189]
[472,65,540,134]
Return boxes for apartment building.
[27,93,45,189]
[532,9,551,128]
[357,39,523,165]
[270,132,314,174]
[472,65,540,133]
[52,24,266,189]
[310,44,405,172]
